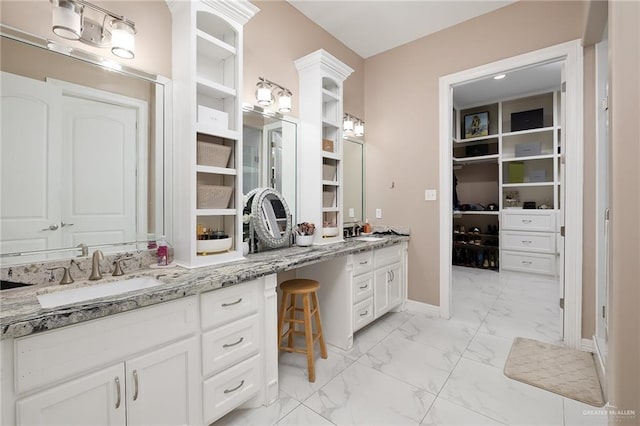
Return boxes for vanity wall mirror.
[245,187,292,251]
[242,105,298,225]
[343,137,365,225]
[0,27,170,265]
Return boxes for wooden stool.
[277,278,327,382]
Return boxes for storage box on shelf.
[295,50,353,244]
[170,0,257,267]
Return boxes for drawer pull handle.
[359,284,368,289]
[224,380,245,394]
[522,219,532,224]
[522,240,532,244]
[223,337,244,348]
[359,261,368,265]
[114,377,121,409]
[222,298,243,307]
[521,260,533,265]
[360,310,368,317]
[133,370,139,401]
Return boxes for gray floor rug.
[504,337,605,407]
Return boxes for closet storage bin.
[322,191,335,207]
[197,185,233,209]
[197,141,232,168]
[198,105,229,131]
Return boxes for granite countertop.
[0,236,408,339]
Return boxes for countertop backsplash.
[1,249,163,287]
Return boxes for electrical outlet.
[425,189,437,201]
[375,208,382,219]
[348,208,355,218]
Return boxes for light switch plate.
[425,189,437,201]
[375,208,382,219]
[348,208,355,218]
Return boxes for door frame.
[438,39,584,349]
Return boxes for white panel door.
[387,263,403,309]
[125,337,198,426]
[16,364,125,426]
[61,95,137,247]
[0,72,62,255]
[373,267,390,318]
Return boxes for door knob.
[42,224,59,231]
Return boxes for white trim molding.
[405,299,441,317]
[582,338,595,353]
[438,39,584,348]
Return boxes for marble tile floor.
[215,266,607,426]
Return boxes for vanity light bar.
[255,77,293,113]
[343,113,364,136]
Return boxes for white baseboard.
[405,299,441,317]
[581,338,595,352]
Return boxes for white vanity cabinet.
[372,245,404,319]
[9,297,200,426]
[2,274,279,426]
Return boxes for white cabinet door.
[374,268,390,318]
[125,337,198,426]
[16,364,125,426]
[387,263,403,310]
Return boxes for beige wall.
[0,0,171,77]
[244,1,364,119]
[363,1,590,312]
[608,0,640,419]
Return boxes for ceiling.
[453,60,563,107]
[287,0,516,58]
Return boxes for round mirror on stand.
[245,187,292,251]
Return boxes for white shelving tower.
[295,49,353,245]
[169,0,258,267]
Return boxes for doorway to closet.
[438,40,584,349]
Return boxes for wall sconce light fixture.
[343,113,364,137]
[255,77,293,113]
[50,0,136,59]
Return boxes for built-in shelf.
[195,165,237,175]
[322,180,340,186]
[502,182,554,188]
[453,134,499,144]
[453,154,499,164]
[322,89,339,102]
[322,207,340,213]
[196,77,236,99]
[196,29,236,61]
[322,118,340,129]
[322,151,341,161]
[502,153,557,162]
[453,211,500,216]
[196,208,237,216]
[196,124,239,140]
[453,243,500,251]
[502,126,556,138]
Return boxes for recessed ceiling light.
[494,74,506,80]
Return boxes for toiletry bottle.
[363,219,371,234]
[157,235,168,266]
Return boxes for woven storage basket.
[197,142,232,168]
[197,185,233,209]
[322,164,336,181]
[322,191,335,208]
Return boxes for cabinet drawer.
[502,211,556,232]
[201,280,260,329]
[352,250,373,275]
[352,273,373,304]
[14,297,197,395]
[202,354,260,424]
[502,231,556,254]
[502,251,557,275]
[374,244,402,268]
[353,297,374,332]
[202,314,260,377]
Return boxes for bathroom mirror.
[242,105,298,224]
[0,27,168,264]
[343,137,365,225]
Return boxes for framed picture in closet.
[463,111,489,139]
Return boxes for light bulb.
[52,1,83,40]
[278,89,292,112]
[256,81,272,106]
[111,20,135,59]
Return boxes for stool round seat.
[280,279,319,294]
[277,278,327,382]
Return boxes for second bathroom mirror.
[343,137,365,226]
[242,105,298,224]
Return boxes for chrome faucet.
[89,250,104,280]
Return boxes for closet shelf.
[502,153,557,162]
[453,154,499,164]
[453,211,500,216]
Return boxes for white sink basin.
[37,276,162,309]
[354,236,386,242]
